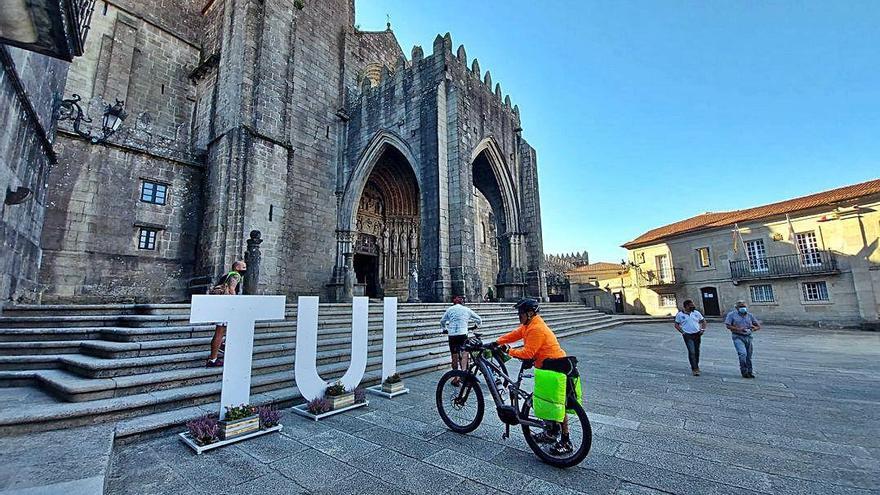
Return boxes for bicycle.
[435,333,592,468]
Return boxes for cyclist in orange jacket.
[496,298,574,455]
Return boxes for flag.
[786,214,798,247]
[732,223,740,254]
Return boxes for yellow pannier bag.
[534,369,584,421]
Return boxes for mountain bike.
[435,333,592,468]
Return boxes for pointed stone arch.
[339,130,421,231]
[470,137,520,234]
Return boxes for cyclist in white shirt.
[674,299,706,376]
[440,295,482,385]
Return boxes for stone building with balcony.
[620,179,880,328]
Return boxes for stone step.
[0,340,84,356]
[0,353,453,436]
[0,305,599,345]
[0,303,596,329]
[1,301,588,318]
[35,344,448,403]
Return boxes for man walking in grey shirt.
[725,300,761,378]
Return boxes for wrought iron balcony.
[729,251,839,282]
[636,270,682,289]
[0,0,95,61]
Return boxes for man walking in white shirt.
[440,295,482,385]
[674,299,707,376]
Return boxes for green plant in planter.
[224,404,256,421]
[325,381,347,397]
[293,0,304,10]
[383,373,402,384]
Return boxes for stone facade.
[0,45,69,304]
[29,0,546,303]
[618,186,880,328]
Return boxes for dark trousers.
[682,333,702,370]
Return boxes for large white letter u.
[294,296,369,401]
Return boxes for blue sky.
[356,1,880,263]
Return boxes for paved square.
[108,323,880,494]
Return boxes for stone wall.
[0,47,69,304]
[39,1,203,302]
[41,141,203,302]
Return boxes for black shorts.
[540,356,580,378]
[448,335,467,354]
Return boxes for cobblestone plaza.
[101,323,879,495]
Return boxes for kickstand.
[502,424,510,440]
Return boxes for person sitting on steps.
[495,298,576,456]
[205,260,246,367]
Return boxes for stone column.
[243,230,263,295]
[328,230,355,301]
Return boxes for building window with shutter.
[659,293,677,308]
[697,247,711,267]
[138,228,158,250]
[802,281,829,302]
[745,239,768,272]
[141,181,168,205]
[749,284,775,303]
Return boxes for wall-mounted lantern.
[56,94,127,144]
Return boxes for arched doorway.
[353,146,419,298]
[471,139,525,301]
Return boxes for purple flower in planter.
[186,415,219,446]
[306,397,331,415]
[256,405,282,428]
[354,387,367,403]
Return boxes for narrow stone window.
[269,204,274,222]
[138,228,158,250]
[161,84,165,95]
[141,180,168,205]
[102,2,108,15]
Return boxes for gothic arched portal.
[353,147,420,298]
[471,138,526,301]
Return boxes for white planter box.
[291,400,368,421]
[179,425,283,455]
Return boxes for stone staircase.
[0,302,619,438]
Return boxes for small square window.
[138,228,158,250]
[659,293,677,308]
[802,281,829,302]
[697,247,711,267]
[636,252,645,264]
[141,181,167,205]
[750,284,774,303]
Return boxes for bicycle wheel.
[520,396,592,468]
[436,370,484,433]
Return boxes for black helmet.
[513,298,540,314]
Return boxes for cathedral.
[1,0,546,304]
